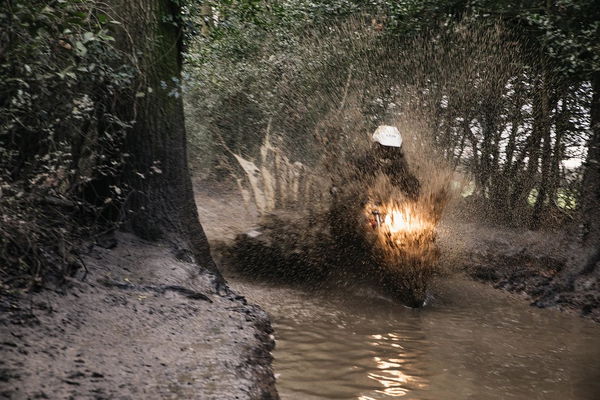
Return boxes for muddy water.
[195,192,599,399]
[226,275,600,400]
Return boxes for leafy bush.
[0,1,134,289]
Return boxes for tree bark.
[512,69,552,225]
[530,125,553,230]
[548,94,568,209]
[110,0,221,279]
[580,72,600,248]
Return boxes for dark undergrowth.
[0,1,134,291]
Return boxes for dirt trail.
[195,185,260,244]
[0,233,278,399]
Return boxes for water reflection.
[364,332,428,398]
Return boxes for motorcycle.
[364,198,440,306]
[329,174,441,307]
[227,172,444,307]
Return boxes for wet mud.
[0,233,278,399]
[442,222,600,322]
[199,186,599,322]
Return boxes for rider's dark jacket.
[351,144,420,199]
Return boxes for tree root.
[98,279,212,303]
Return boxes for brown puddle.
[196,190,599,399]
[227,275,600,400]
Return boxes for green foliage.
[0,0,134,288]
[185,0,596,230]
[522,0,600,78]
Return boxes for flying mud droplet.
[199,20,524,305]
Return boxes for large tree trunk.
[580,73,600,248]
[110,0,221,278]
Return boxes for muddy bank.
[442,222,600,322]
[0,233,278,399]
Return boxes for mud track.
[0,233,278,399]
[441,222,600,322]
[195,185,599,322]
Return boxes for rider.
[329,125,420,237]
[352,125,420,199]
[327,125,421,269]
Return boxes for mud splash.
[221,127,454,306]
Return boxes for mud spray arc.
[215,22,472,304]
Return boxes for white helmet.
[372,125,402,148]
